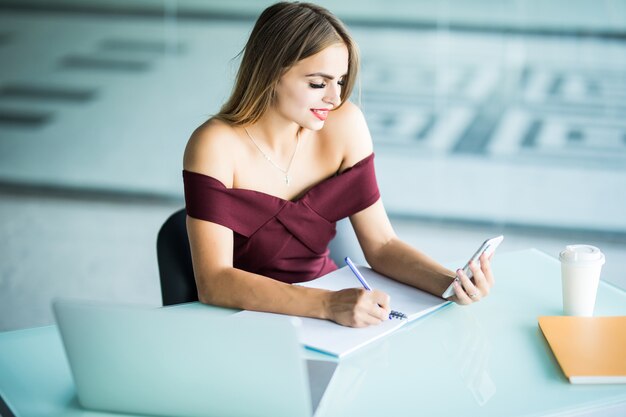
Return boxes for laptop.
[52,299,337,417]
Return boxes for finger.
[469,260,490,296]
[370,291,390,321]
[367,306,389,323]
[480,252,495,286]
[354,303,387,326]
[458,267,481,301]
[350,292,387,325]
[345,301,381,327]
[452,280,472,305]
[371,290,391,310]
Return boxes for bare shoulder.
[322,101,374,170]
[183,118,237,187]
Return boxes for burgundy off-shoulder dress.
[183,153,380,284]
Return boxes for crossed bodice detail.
[183,153,380,283]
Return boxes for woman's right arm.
[183,121,389,327]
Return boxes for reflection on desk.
[440,308,496,406]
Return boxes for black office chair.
[156,209,367,306]
[156,208,198,306]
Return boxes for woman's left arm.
[350,202,494,304]
[331,102,493,304]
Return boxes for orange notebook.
[538,316,626,384]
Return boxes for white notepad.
[237,266,450,357]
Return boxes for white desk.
[1,249,626,416]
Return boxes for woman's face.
[273,42,349,130]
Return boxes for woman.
[183,2,494,328]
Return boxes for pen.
[344,257,407,320]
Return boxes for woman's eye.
[309,82,326,89]
[338,80,345,87]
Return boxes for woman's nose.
[324,83,341,107]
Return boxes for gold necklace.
[243,127,300,186]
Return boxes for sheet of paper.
[299,266,448,320]
[237,266,449,357]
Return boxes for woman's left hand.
[451,252,495,305]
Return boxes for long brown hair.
[214,2,360,126]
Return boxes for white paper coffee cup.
[559,245,605,316]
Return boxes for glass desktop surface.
[1,249,625,417]
[313,249,626,417]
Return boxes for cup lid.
[559,245,605,266]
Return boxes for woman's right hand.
[325,288,391,328]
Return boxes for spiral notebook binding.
[389,310,408,320]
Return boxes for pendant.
[285,174,290,186]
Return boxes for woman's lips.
[311,109,329,121]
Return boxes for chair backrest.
[156,208,198,306]
[156,210,367,307]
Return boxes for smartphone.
[441,235,504,299]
